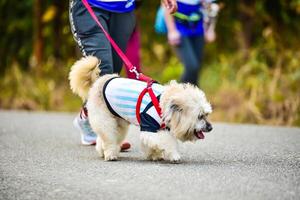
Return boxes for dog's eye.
[198,115,203,120]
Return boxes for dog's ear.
[170,103,183,113]
[163,101,183,122]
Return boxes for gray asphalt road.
[0,111,299,200]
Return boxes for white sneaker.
[73,115,97,145]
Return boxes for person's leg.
[70,0,113,75]
[69,0,131,149]
[70,0,98,145]
[175,36,201,85]
[70,0,135,74]
[109,11,136,74]
[190,35,205,73]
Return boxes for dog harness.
[103,77,164,132]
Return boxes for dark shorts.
[69,0,136,75]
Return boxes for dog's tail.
[69,56,100,101]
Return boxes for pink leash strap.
[81,0,153,82]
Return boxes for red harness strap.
[81,0,152,83]
[136,81,165,128]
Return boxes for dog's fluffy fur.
[69,56,213,162]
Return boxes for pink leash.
[81,0,153,82]
[82,0,162,126]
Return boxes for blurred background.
[0,0,299,126]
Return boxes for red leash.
[81,0,152,82]
[82,0,163,127]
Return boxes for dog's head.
[161,81,212,142]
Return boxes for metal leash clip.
[129,66,140,79]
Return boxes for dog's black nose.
[206,123,213,132]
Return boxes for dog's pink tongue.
[197,131,205,139]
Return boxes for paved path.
[0,111,299,200]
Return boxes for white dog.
[69,56,213,162]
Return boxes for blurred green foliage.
[0,0,300,126]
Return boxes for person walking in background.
[164,0,219,86]
[69,0,177,148]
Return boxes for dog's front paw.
[103,149,119,161]
[167,153,181,163]
[104,154,118,161]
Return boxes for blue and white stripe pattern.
[87,0,135,13]
[104,78,164,126]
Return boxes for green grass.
[1,46,299,126]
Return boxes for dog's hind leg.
[88,110,121,161]
[86,75,123,161]
[99,124,121,161]
[102,134,120,161]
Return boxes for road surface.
[0,111,299,200]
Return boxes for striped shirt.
[103,77,165,132]
[87,0,135,13]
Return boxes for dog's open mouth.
[194,130,205,139]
